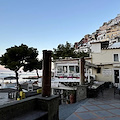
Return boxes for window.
[107,35,109,38]
[97,67,101,73]
[69,66,74,73]
[114,54,119,62]
[63,66,67,73]
[101,41,109,49]
[76,66,79,73]
[57,66,63,73]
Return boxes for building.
[53,58,80,78]
[90,41,120,84]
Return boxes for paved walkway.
[60,88,120,120]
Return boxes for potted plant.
[69,90,76,104]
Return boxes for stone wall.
[76,85,87,102]
[0,95,59,120]
[37,95,59,120]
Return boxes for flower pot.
[70,94,75,103]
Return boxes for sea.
[0,70,42,84]
[0,70,41,105]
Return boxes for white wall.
[92,49,120,65]
[91,43,101,53]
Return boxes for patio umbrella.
[4,76,17,83]
[4,76,17,80]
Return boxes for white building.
[53,58,80,78]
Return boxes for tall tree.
[52,41,89,59]
[52,41,75,59]
[23,59,42,78]
[0,44,39,90]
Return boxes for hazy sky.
[0,0,120,61]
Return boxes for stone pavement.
[60,88,120,120]
[66,98,120,120]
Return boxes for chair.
[114,83,120,96]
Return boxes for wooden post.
[42,50,52,97]
[80,57,85,85]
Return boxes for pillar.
[42,50,52,97]
[80,57,85,85]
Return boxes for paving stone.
[76,112,98,119]
[97,104,115,109]
[105,116,120,120]
[94,110,114,117]
[110,103,120,108]
[85,105,101,111]
[82,102,93,106]
[108,109,120,116]
[65,113,80,120]
[90,101,104,105]
[102,100,116,104]
[75,106,88,112]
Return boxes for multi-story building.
[106,23,120,40]
[90,41,120,84]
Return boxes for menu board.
[102,69,112,76]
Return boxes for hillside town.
[74,14,120,53]
[1,14,120,120]
[71,14,120,86]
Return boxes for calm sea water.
[0,70,42,84]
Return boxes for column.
[42,50,52,97]
[80,57,85,85]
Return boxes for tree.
[24,59,42,78]
[0,44,39,90]
[52,41,89,59]
[52,41,76,59]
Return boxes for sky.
[0,0,120,70]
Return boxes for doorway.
[114,70,119,83]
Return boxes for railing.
[8,91,16,99]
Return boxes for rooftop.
[108,42,120,49]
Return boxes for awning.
[85,61,99,68]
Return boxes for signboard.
[102,69,112,76]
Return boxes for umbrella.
[4,76,17,80]
[4,76,17,83]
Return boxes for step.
[13,110,48,120]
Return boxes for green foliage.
[0,44,41,89]
[0,44,39,72]
[23,59,42,72]
[52,41,89,59]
